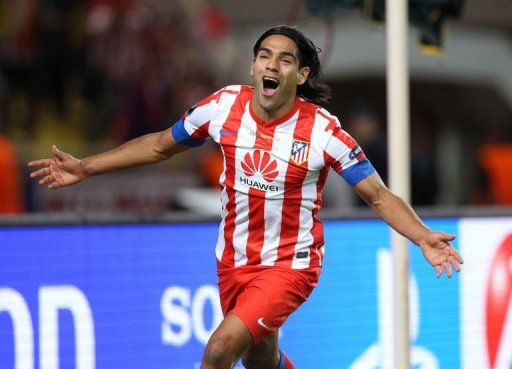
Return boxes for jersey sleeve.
[323,118,376,186]
[170,90,222,147]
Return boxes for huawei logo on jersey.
[241,150,278,182]
[240,150,279,192]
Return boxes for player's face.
[251,34,310,120]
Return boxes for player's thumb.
[51,145,66,160]
[439,232,456,241]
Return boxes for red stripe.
[324,150,342,173]
[319,108,362,169]
[318,109,337,133]
[331,126,359,149]
[219,91,247,267]
[197,87,239,108]
[246,188,266,265]
[191,121,210,140]
[245,125,278,265]
[309,166,329,268]
[277,103,316,268]
[319,109,362,154]
[183,87,240,138]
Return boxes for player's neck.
[251,97,297,124]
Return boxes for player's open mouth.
[262,77,279,97]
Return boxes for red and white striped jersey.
[171,85,375,272]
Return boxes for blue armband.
[340,158,376,186]
[171,119,205,147]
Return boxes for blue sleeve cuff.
[171,119,205,147]
[340,158,376,186]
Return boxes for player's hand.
[419,232,463,278]
[28,145,86,189]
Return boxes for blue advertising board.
[0,220,460,368]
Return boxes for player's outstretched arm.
[29,130,188,189]
[353,172,464,278]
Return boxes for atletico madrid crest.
[290,140,310,165]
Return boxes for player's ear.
[250,61,255,78]
[297,67,310,86]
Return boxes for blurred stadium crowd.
[0,0,238,138]
[0,0,237,213]
[0,0,511,215]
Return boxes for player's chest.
[215,118,323,189]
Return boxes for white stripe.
[215,188,229,261]
[309,114,330,170]
[324,136,353,167]
[213,87,241,262]
[291,170,318,269]
[232,105,257,266]
[232,191,249,267]
[307,121,327,268]
[187,86,242,138]
[183,104,215,135]
[260,113,299,265]
[209,88,239,145]
[260,198,282,266]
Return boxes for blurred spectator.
[0,0,230,141]
[198,142,224,189]
[475,144,512,204]
[345,103,438,206]
[345,103,388,183]
[410,117,438,205]
[0,133,25,213]
[0,45,24,213]
[474,124,512,205]
[82,0,230,141]
[344,103,387,207]
[321,104,385,209]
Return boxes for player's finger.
[443,261,452,278]
[52,145,67,160]
[440,233,456,242]
[30,167,51,179]
[451,249,464,264]
[450,257,461,273]
[39,175,54,185]
[48,181,61,189]
[28,159,52,168]
[435,265,442,278]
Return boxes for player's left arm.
[353,172,464,278]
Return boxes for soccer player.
[29,26,463,369]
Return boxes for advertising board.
[460,218,512,369]
[1,217,506,368]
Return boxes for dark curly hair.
[253,25,332,105]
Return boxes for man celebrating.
[29,26,463,369]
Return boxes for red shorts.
[217,264,319,343]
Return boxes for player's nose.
[266,56,279,72]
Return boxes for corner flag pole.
[386,0,411,368]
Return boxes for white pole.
[386,0,411,369]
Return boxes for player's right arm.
[29,130,188,189]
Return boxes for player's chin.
[258,96,278,111]
[255,92,272,106]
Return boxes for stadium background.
[1,0,511,368]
